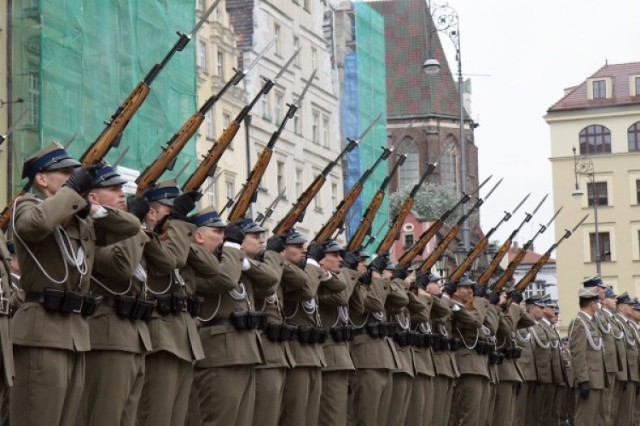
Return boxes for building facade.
[546,61,640,329]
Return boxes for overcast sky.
[435,0,640,254]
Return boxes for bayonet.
[189,0,222,36]
[243,38,277,77]
[545,206,563,229]
[257,187,287,225]
[354,113,382,142]
[174,159,192,180]
[511,193,530,216]
[296,69,316,106]
[112,146,129,167]
[528,194,548,220]
[469,175,492,196]
[274,48,301,81]
[571,214,589,233]
[63,132,78,150]
[0,109,29,146]
[481,177,502,201]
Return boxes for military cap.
[144,179,180,206]
[454,275,476,287]
[633,302,640,311]
[385,261,397,271]
[578,287,599,299]
[604,287,617,298]
[22,141,81,181]
[284,228,307,245]
[323,239,343,253]
[191,207,225,228]
[359,250,371,260]
[525,296,546,307]
[415,272,442,290]
[617,292,634,305]
[582,276,606,288]
[91,164,128,188]
[238,217,266,234]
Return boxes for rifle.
[134,38,274,196]
[0,132,78,231]
[0,109,29,147]
[362,218,389,249]
[256,188,287,226]
[448,192,530,282]
[79,0,220,166]
[271,113,381,235]
[375,162,436,255]
[417,178,503,274]
[227,69,316,222]
[491,206,563,293]
[512,214,588,294]
[476,193,548,286]
[346,153,406,251]
[312,142,394,243]
[396,175,491,267]
[181,48,300,193]
[112,146,130,167]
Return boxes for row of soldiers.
[0,141,639,426]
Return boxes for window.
[628,122,640,151]
[593,80,606,99]
[404,234,414,249]
[314,188,322,211]
[312,112,319,144]
[311,48,317,71]
[205,110,215,140]
[636,77,640,97]
[225,180,234,199]
[275,24,282,57]
[293,37,300,67]
[441,136,458,191]
[27,70,39,126]
[197,39,207,72]
[398,137,420,189]
[216,52,224,78]
[579,125,611,155]
[294,112,301,135]
[322,116,329,147]
[275,93,283,123]
[331,183,338,209]
[262,94,271,121]
[589,232,611,263]
[223,113,231,128]
[587,182,608,206]
[295,169,303,198]
[206,177,217,207]
[524,281,546,300]
[277,161,285,194]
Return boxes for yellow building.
[195,0,247,211]
[546,61,640,329]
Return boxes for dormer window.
[587,77,612,100]
[593,80,606,99]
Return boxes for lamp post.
[572,146,601,275]
[422,1,469,251]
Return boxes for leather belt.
[200,318,233,328]
[25,292,46,304]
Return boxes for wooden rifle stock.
[513,251,551,294]
[346,189,385,251]
[273,176,326,235]
[418,224,460,273]
[376,197,414,255]
[0,189,27,231]
[449,237,488,282]
[477,237,511,285]
[492,248,527,292]
[314,182,364,243]
[397,219,444,267]
[227,147,273,222]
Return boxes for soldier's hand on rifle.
[306,242,326,263]
[488,291,501,305]
[266,235,286,253]
[65,165,100,195]
[170,191,202,221]
[224,220,245,245]
[579,382,590,400]
[443,282,457,297]
[511,291,524,305]
[358,269,372,286]
[474,285,488,299]
[369,253,388,275]
[341,250,360,271]
[127,197,150,222]
[392,266,409,280]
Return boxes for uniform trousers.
[195,364,255,426]
[575,387,605,426]
[254,367,286,426]
[77,351,145,426]
[280,366,321,426]
[532,383,555,424]
[431,375,455,426]
[448,375,489,426]
[350,368,393,426]
[406,374,434,426]
[614,381,635,426]
[482,380,496,425]
[11,345,84,426]
[137,351,193,426]
[492,382,517,426]
[603,374,616,426]
[185,380,201,426]
[319,370,351,426]
[0,356,8,426]
[387,372,413,426]
[512,381,530,426]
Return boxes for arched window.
[397,137,419,189]
[441,136,458,191]
[579,125,611,154]
[628,122,640,152]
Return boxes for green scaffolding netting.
[10,0,197,194]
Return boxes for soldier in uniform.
[612,292,638,426]
[513,292,537,426]
[542,295,569,426]
[0,231,14,424]
[281,239,346,426]
[357,250,370,275]
[527,294,555,425]
[76,165,153,426]
[194,217,280,426]
[568,286,608,426]
[11,142,140,426]
[137,181,205,426]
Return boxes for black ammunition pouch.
[311,327,329,344]
[513,347,522,359]
[130,298,156,321]
[296,325,313,344]
[81,293,103,317]
[265,323,296,342]
[330,325,354,343]
[408,331,420,347]
[382,321,399,337]
[171,293,188,314]
[489,351,499,365]
[366,322,382,339]
[430,334,443,351]
[394,331,410,347]
[155,294,172,316]
[60,290,83,314]
[230,311,268,331]
[448,338,463,352]
[416,333,428,348]
[42,288,65,313]
[187,295,204,318]
[115,295,136,319]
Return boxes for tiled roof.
[225,0,255,69]
[548,61,640,112]
[368,0,466,119]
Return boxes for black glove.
[266,235,286,253]
[224,220,245,245]
[579,382,590,400]
[369,253,389,274]
[636,384,640,397]
[76,200,92,219]
[170,191,201,221]
[64,166,97,194]
[127,197,150,221]
[392,267,409,280]
[341,251,360,271]
[358,270,372,286]
[306,242,326,263]
[511,291,524,304]
[514,382,522,396]
[153,215,169,235]
[488,291,501,305]
[474,285,488,298]
[443,282,457,296]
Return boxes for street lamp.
[423,1,469,251]
[454,240,466,267]
[572,146,601,274]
